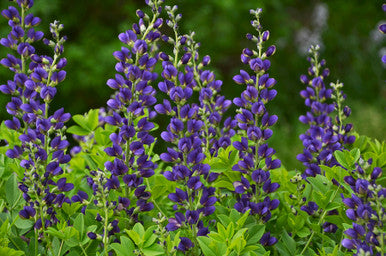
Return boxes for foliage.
[0,0,384,256]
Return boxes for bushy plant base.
[0,1,385,255]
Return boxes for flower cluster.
[183,32,234,156]
[1,0,73,238]
[231,8,280,246]
[297,45,355,178]
[341,162,385,255]
[155,5,224,253]
[85,0,163,247]
[0,1,384,256]
[341,7,385,254]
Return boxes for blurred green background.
[0,0,385,170]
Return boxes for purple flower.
[1,0,72,237]
[260,232,278,246]
[177,237,194,252]
[231,8,280,227]
[297,46,355,178]
[56,178,74,192]
[84,1,163,242]
[19,206,36,219]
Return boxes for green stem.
[46,54,58,89]
[34,227,38,256]
[253,31,263,168]
[79,243,88,256]
[57,240,64,256]
[20,6,26,74]
[190,52,213,155]
[338,231,344,252]
[100,186,110,256]
[335,86,343,135]
[145,178,166,217]
[141,5,158,41]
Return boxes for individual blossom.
[231,8,280,247]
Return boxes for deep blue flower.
[1,1,72,236]
[260,232,278,246]
[231,10,280,237]
[177,237,194,252]
[297,46,355,178]
[84,0,162,243]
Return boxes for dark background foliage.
[0,0,385,169]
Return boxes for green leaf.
[209,232,225,243]
[213,242,227,255]
[0,247,25,256]
[376,152,386,168]
[226,222,235,239]
[213,180,234,191]
[14,218,34,230]
[52,237,61,256]
[321,165,347,184]
[236,209,250,228]
[82,154,99,170]
[246,225,265,245]
[110,236,134,256]
[0,122,21,147]
[94,127,112,146]
[307,175,331,194]
[63,226,78,240]
[143,226,157,248]
[217,214,231,227]
[62,202,82,216]
[73,115,90,131]
[216,223,227,240]
[334,150,354,169]
[296,227,311,238]
[67,125,90,136]
[310,223,321,234]
[241,245,263,254]
[46,227,66,240]
[232,228,247,241]
[0,154,5,178]
[6,172,21,207]
[126,229,142,246]
[142,243,165,256]
[209,161,229,173]
[229,209,241,223]
[86,109,99,131]
[166,231,180,253]
[197,236,217,256]
[133,222,145,238]
[353,135,368,152]
[0,218,9,236]
[74,214,85,241]
[350,148,360,163]
[230,236,246,254]
[281,230,296,254]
